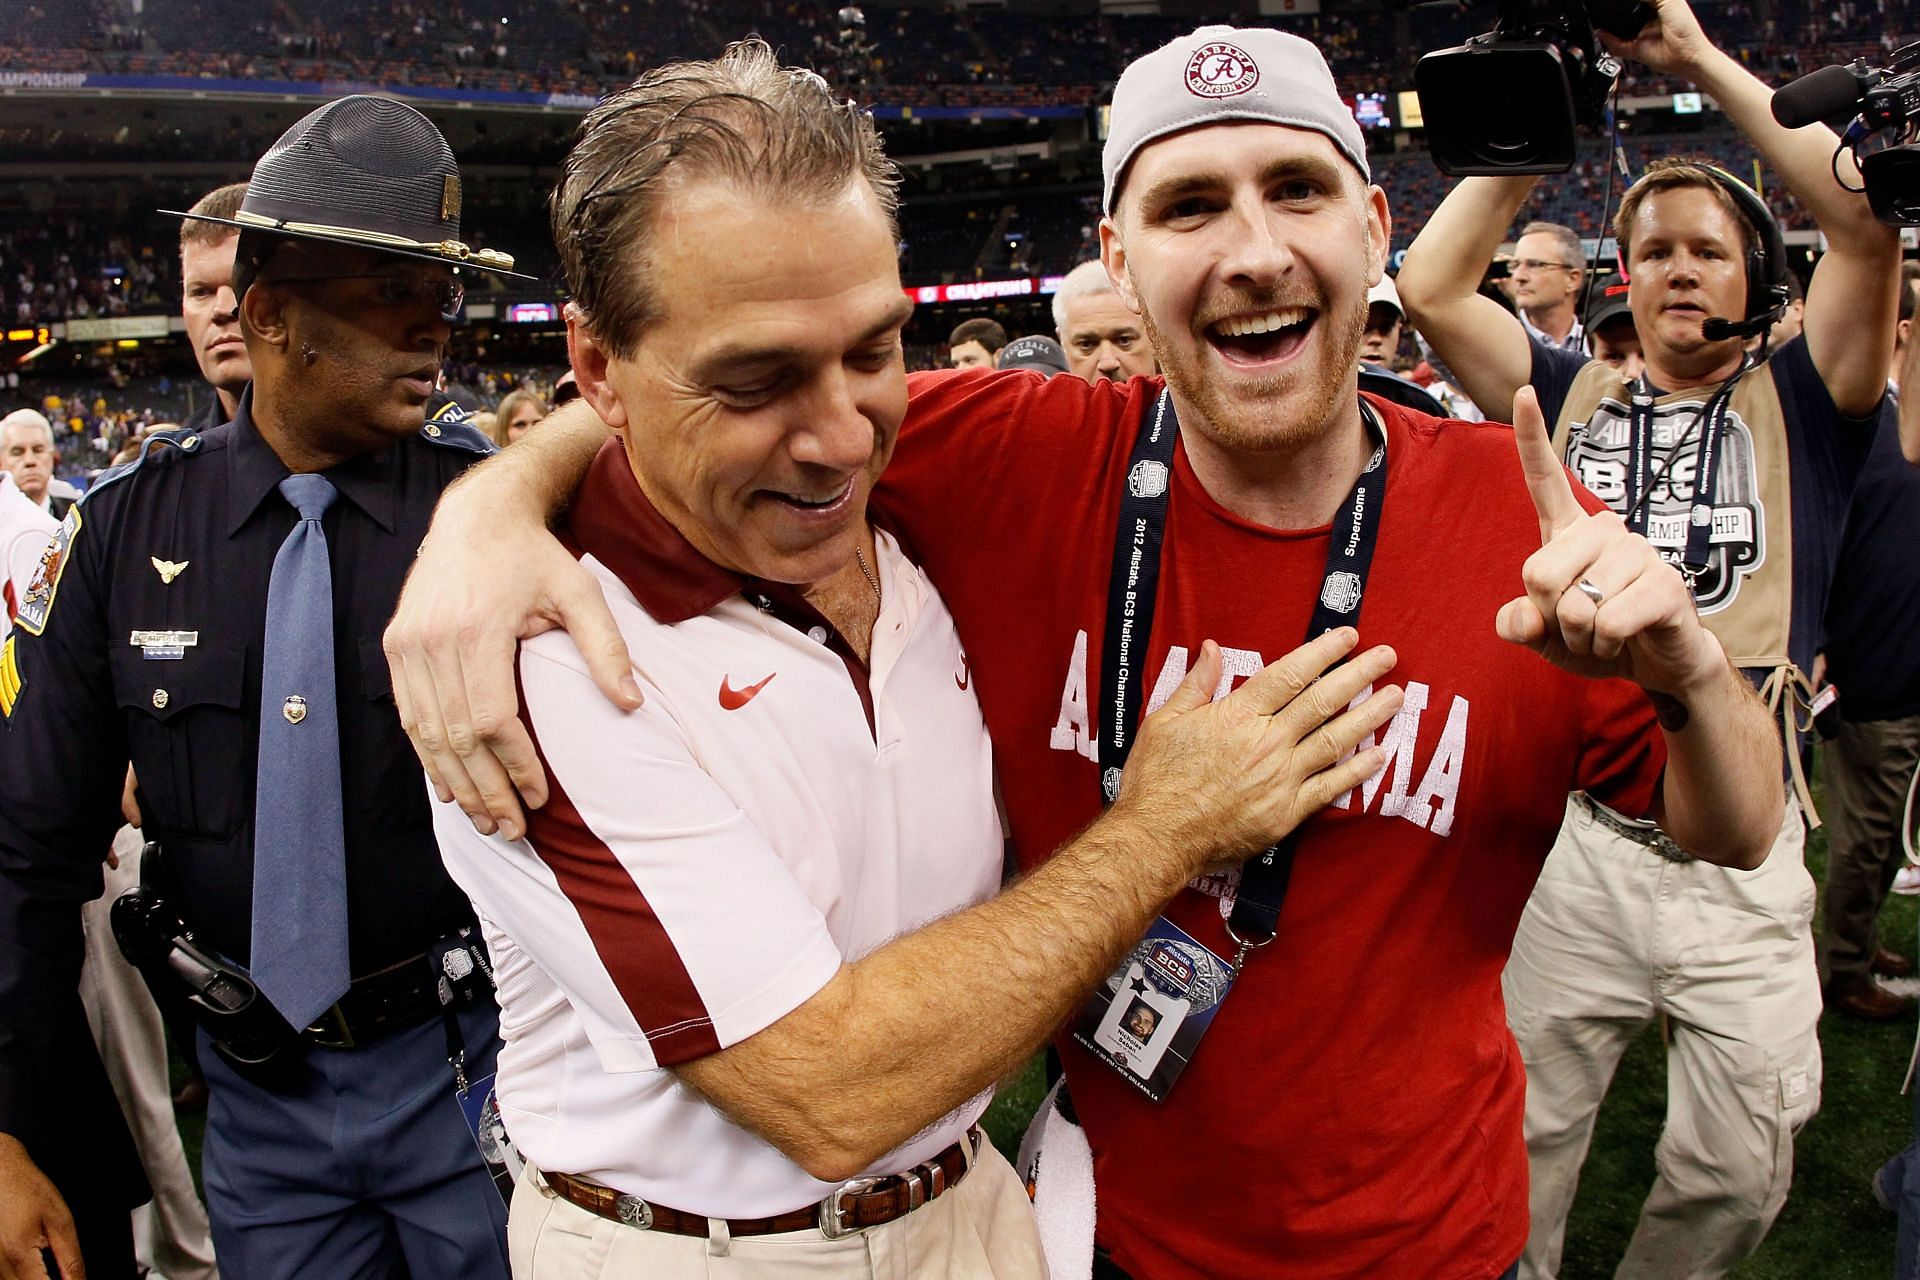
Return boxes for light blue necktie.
[249,473,350,1031]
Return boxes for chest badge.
[129,630,198,661]
[283,695,309,724]
[151,557,189,585]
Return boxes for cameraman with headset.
[1396,0,1901,1274]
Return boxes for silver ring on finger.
[1575,577,1605,607]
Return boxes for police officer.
[0,96,526,1280]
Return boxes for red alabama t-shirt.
[873,369,1666,1280]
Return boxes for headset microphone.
[1700,313,1769,341]
[1699,280,1790,342]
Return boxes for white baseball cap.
[1366,276,1403,316]
[1103,25,1370,216]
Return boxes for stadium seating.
[0,0,1903,325]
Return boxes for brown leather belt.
[538,1126,982,1240]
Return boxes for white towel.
[1018,1076,1095,1280]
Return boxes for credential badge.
[1128,459,1170,499]
[1320,570,1363,614]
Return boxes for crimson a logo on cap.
[1184,42,1259,98]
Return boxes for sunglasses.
[266,272,465,321]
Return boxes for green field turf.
[976,766,1918,1278]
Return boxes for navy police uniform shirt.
[0,387,491,1163]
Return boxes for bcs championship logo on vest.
[1185,42,1259,98]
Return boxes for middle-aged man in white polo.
[1505,221,1589,353]
[391,24,1785,1280]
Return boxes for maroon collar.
[567,441,885,734]
[564,440,746,625]
[567,437,902,635]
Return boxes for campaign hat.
[162,95,529,280]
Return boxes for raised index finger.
[1512,385,1583,543]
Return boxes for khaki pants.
[510,1140,1048,1279]
[1503,796,1821,1280]
[1817,714,1920,988]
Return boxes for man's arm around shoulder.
[677,636,1403,1179]
[385,399,634,838]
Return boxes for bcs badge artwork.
[1073,915,1235,1102]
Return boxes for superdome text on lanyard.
[1096,387,1388,969]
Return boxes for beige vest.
[1550,359,1794,666]
[1552,360,1815,816]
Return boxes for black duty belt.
[301,946,477,1050]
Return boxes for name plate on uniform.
[130,630,199,661]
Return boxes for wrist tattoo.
[1647,690,1691,732]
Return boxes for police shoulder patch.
[14,504,78,637]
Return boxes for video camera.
[1415,0,1653,175]
[1771,43,1920,225]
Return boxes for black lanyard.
[1096,389,1388,961]
[1623,367,1742,574]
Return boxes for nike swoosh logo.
[955,656,970,691]
[719,673,776,710]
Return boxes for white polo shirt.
[0,471,56,636]
[432,442,1002,1219]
